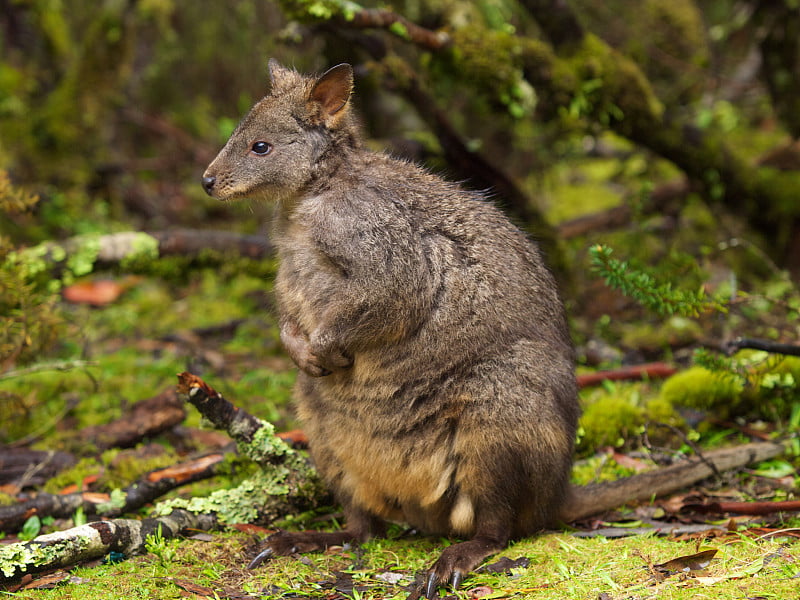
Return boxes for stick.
[562,440,789,522]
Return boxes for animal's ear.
[309,63,353,126]
[268,58,298,91]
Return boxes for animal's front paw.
[308,330,353,372]
[280,320,331,377]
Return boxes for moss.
[278,0,362,22]
[153,467,291,525]
[570,453,644,485]
[41,458,103,495]
[573,0,708,103]
[578,393,644,451]
[659,366,744,414]
[644,395,684,428]
[99,448,180,491]
[567,34,664,132]
[441,26,536,119]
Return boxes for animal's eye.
[251,141,272,155]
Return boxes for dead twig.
[340,8,450,50]
[576,362,677,388]
[683,499,800,516]
[724,337,800,357]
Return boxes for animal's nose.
[202,175,216,195]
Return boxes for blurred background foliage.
[1,0,800,452]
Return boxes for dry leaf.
[653,548,718,575]
[63,279,125,306]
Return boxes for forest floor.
[2,260,799,599]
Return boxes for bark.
[341,8,450,50]
[176,373,265,446]
[723,337,800,357]
[0,509,217,582]
[562,440,789,522]
[169,373,328,524]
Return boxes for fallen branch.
[723,337,800,357]
[152,373,328,526]
[0,375,328,582]
[0,454,225,534]
[11,229,273,280]
[576,362,677,388]
[563,440,789,522]
[74,387,186,451]
[0,509,217,582]
[0,449,76,489]
[683,499,800,516]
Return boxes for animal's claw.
[425,571,440,599]
[247,546,274,569]
[449,570,463,591]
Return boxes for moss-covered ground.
[7,526,800,599]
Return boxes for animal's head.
[202,60,355,202]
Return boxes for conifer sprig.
[589,244,726,317]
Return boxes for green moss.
[278,0,363,22]
[42,458,102,495]
[563,34,664,132]
[578,392,644,451]
[443,27,535,119]
[644,395,683,428]
[659,366,744,414]
[570,452,644,485]
[153,466,291,525]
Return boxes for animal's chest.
[274,222,344,327]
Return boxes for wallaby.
[201,61,783,597]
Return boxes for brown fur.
[202,60,579,596]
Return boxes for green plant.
[0,171,64,369]
[589,244,725,317]
[145,524,178,566]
